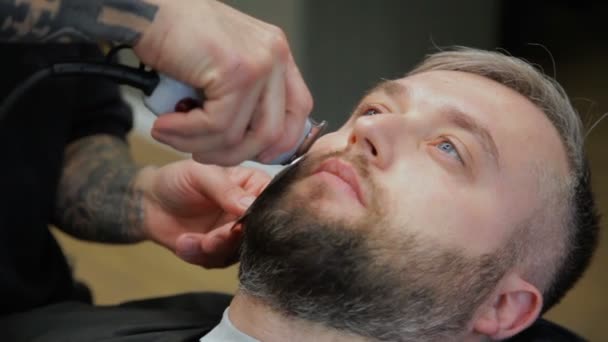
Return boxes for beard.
[238,151,516,342]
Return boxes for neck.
[229,292,485,342]
[228,292,369,342]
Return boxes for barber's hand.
[138,160,271,268]
[134,0,313,166]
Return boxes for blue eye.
[362,108,381,116]
[437,140,462,162]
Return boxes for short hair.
[408,47,599,312]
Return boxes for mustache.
[307,150,371,179]
[241,150,376,221]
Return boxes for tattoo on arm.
[54,134,146,243]
[0,0,158,43]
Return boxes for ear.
[472,273,543,340]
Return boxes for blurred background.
[54,0,608,340]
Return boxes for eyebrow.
[439,106,500,167]
[366,80,408,97]
[364,80,500,166]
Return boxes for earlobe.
[472,303,500,337]
[472,274,543,340]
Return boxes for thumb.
[175,224,243,268]
[189,165,257,216]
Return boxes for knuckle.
[224,55,244,76]
[237,58,266,85]
[273,137,296,157]
[198,46,232,84]
[267,26,289,59]
[288,88,313,117]
[283,127,301,149]
[224,186,243,199]
[269,128,283,144]
[257,126,282,146]
[300,92,314,114]
[214,53,246,81]
[254,173,271,188]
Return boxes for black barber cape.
[0,43,132,314]
[1,293,230,341]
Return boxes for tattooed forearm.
[0,0,158,43]
[54,134,146,243]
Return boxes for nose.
[348,114,399,169]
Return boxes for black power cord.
[0,47,160,122]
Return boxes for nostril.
[366,138,378,156]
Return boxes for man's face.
[302,70,569,255]
[239,70,569,340]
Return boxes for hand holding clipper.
[144,74,326,165]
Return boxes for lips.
[314,158,366,206]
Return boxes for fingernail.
[231,223,243,233]
[175,98,201,112]
[239,196,256,208]
[179,236,199,256]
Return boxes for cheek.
[387,165,509,255]
[308,131,349,155]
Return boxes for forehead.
[368,71,542,122]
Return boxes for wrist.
[132,165,160,241]
[137,0,166,35]
[97,0,161,45]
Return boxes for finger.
[285,52,314,119]
[152,92,238,138]
[193,139,279,165]
[151,89,250,153]
[219,78,266,149]
[155,81,268,162]
[175,225,242,268]
[241,168,272,195]
[175,233,205,264]
[187,165,256,215]
[200,223,242,264]
[151,110,231,154]
[153,125,247,157]
[257,53,312,162]
[255,109,304,163]
[191,136,265,166]
[225,167,271,198]
[193,67,288,166]
[248,63,286,159]
[184,78,266,153]
[226,166,260,187]
[151,128,224,154]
